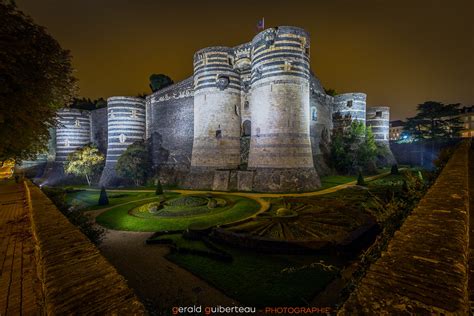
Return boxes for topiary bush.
[357,172,366,186]
[156,180,163,195]
[390,164,399,175]
[98,186,109,206]
[207,198,218,209]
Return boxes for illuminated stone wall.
[99,96,146,186]
[246,26,320,191]
[191,47,241,169]
[333,92,367,124]
[43,25,394,191]
[90,107,108,154]
[55,108,91,163]
[366,106,390,143]
[146,77,194,185]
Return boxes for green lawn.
[157,233,339,307]
[319,175,357,190]
[66,190,159,211]
[95,194,260,232]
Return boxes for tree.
[64,144,105,186]
[0,2,77,162]
[149,74,173,92]
[98,186,109,206]
[330,120,378,174]
[70,97,107,110]
[324,88,337,97]
[404,101,462,140]
[115,140,152,186]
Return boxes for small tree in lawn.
[155,180,163,195]
[98,186,109,206]
[64,144,105,186]
[115,140,152,186]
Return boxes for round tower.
[191,46,241,169]
[366,106,390,143]
[247,26,320,192]
[55,108,91,163]
[100,96,146,186]
[333,93,367,123]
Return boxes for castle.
[46,26,392,192]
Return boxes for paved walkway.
[0,181,40,315]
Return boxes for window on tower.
[311,107,317,121]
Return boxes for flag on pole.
[256,17,265,32]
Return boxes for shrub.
[433,146,455,171]
[98,186,109,206]
[156,180,163,195]
[357,172,365,186]
[207,198,217,209]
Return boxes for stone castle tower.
[42,25,393,192]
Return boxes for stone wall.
[339,140,471,315]
[100,97,146,187]
[310,86,333,176]
[333,93,366,124]
[55,108,91,163]
[147,77,194,185]
[191,47,241,169]
[246,26,320,191]
[90,107,108,155]
[366,106,390,143]
[390,139,461,168]
[24,181,145,314]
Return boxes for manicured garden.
[142,170,419,306]
[94,193,260,232]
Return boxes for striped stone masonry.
[333,93,367,123]
[105,96,146,164]
[191,47,242,169]
[248,26,314,170]
[38,25,395,192]
[55,108,91,163]
[366,106,390,143]
[99,97,146,186]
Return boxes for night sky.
[16,0,474,120]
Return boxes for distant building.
[458,106,474,138]
[389,120,405,141]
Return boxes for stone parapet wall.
[339,140,471,315]
[24,181,145,314]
